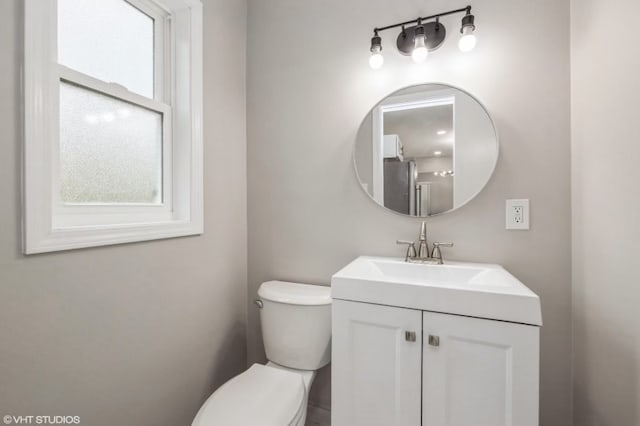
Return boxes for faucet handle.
[431,242,454,264]
[396,240,414,245]
[396,240,417,262]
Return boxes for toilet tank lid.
[259,281,332,306]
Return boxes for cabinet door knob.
[405,331,417,342]
[428,335,440,347]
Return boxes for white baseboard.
[306,403,331,426]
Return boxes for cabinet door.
[422,311,539,426]
[332,300,422,426]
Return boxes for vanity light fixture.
[368,5,477,69]
[436,130,447,135]
[433,151,443,156]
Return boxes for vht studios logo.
[3,416,80,425]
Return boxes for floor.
[306,404,331,426]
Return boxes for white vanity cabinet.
[331,256,543,426]
[332,299,540,426]
[421,311,539,426]
[332,300,422,426]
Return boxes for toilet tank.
[257,281,331,370]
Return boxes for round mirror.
[354,84,498,217]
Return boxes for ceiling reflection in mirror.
[354,84,498,217]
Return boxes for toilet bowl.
[191,363,308,426]
[191,281,331,426]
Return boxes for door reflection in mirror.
[354,84,498,217]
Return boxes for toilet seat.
[191,363,305,426]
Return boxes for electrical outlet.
[506,199,530,230]
[513,206,524,223]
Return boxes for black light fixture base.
[396,22,447,55]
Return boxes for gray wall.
[571,0,640,424]
[0,1,247,425]
[247,0,572,424]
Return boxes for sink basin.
[331,256,542,326]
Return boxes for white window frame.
[23,0,203,254]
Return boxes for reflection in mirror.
[354,84,498,217]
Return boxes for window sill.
[24,219,203,254]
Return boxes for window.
[24,0,203,253]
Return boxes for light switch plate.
[506,199,530,230]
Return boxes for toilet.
[192,280,332,426]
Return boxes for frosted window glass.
[58,0,154,98]
[59,82,162,204]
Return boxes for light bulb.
[459,11,477,52]
[412,32,428,63]
[369,46,384,69]
[459,26,477,52]
[369,33,384,70]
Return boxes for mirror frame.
[353,82,500,218]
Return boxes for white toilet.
[192,280,332,426]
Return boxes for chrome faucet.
[396,222,454,265]
[417,221,429,259]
